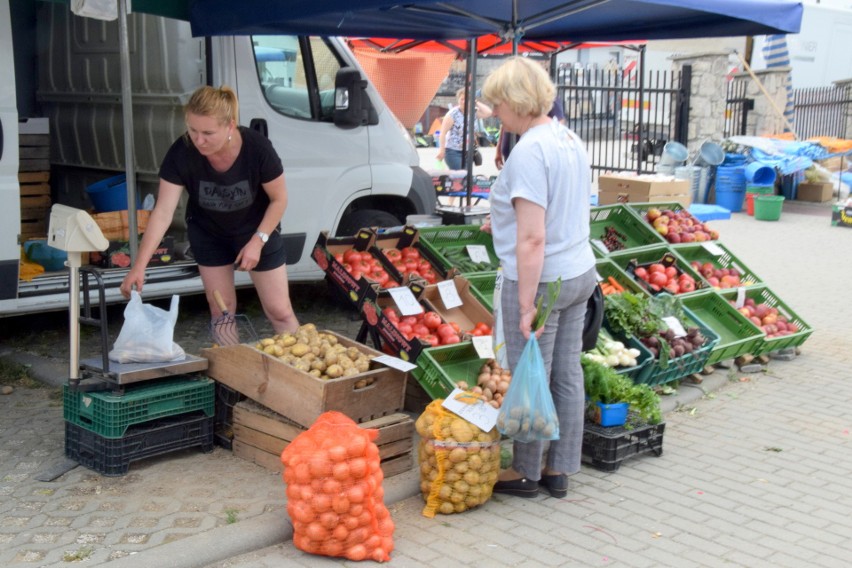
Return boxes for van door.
[0,0,20,300]
[230,35,372,278]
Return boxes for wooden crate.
[19,171,51,240]
[200,330,406,429]
[231,399,414,478]
[19,134,51,172]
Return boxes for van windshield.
[253,36,342,122]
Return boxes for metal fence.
[725,80,753,137]
[793,85,851,139]
[555,64,689,179]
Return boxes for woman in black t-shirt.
[120,85,300,340]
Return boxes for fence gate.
[724,79,753,137]
[555,64,690,181]
[794,85,851,140]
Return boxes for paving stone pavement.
[2,199,851,567]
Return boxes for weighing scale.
[47,205,207,392]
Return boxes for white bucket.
[656,141,689,174]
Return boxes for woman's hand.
[120,267,145,299]
[436,148,445,161]
[235,238,263,271]
[480,214,492,234]
[519,306,545,340]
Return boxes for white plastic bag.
[109,291,186,363]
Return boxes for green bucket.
[746,184,774,195]
[754,195,785,221]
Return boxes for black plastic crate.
[214,382,246,450]
[582,420,665,472]
[65,411,215,477]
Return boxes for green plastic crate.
[411,342,490,400]
[671,242,763,288]
[678,290,765,366]
[717,285,813,355]
[607,243,707,297]
[589,204,666,254]
[417,225,499,273]
[595,257,649,297]
[465,271,497,312]
[633,303,720,387]
[63,376,215,438]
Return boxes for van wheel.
[336,209,401,237]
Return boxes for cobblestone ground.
[0,281,365,566]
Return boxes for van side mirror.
[333,68,378,129]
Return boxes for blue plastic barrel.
[714,165,747,212]
[744,162,776,186]
[86,174,138,213]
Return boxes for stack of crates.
[18,118,52,241]
[63,376,216,476]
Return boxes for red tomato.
[382,307,400,322]
[664,266,678,279]
[343,250,362,264]
[370,268,390,286]
[634,266,648,280]
[422,312,442,330]
[412,324,430,337]
[650,272,668,287]
[401,316,418,327]
[664,282,680,295]
[401,247,420,260]
[470,328,484,336]
[420,269,438,284]
[422,334,440,347]
[436,323,457,340]
[404,259,419,271]
[474,322,492,335]
[441,335,461,345]
[418,260,432,273]
[397,323,413,336]
[383,248,402,261]
[649,263,666,274]
[449,322,461,334]
[350,270,362,280]
[334,253,344,264]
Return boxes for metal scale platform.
[48,205,207,392]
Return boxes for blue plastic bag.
[495,335,559,443]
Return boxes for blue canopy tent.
[98,0,804,233]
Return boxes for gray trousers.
[501,268,597,479]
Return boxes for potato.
[290,343,310,357]
[325,364,343,378]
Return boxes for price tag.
[373,355,417,372]
[466,244,490,264]
[441,387,499,432]
[388,286,424,316]
[472,335,495,359]
[437,280,463,309]
[662,316,687,338]
[591,239,609,255]
[702,241,725,256]
[735,286,747,309]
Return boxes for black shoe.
[539,474,569,498]
[493,477,539,498]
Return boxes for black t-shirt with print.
[159,126,284,239]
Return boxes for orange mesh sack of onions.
[415,398,501,517]
[281,411,394,562]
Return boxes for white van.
[0,0,435,316]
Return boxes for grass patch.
[63,546,93,562]
[224,508,239,524]
[0,358,43,389]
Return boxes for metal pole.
[636,45,645,175]
[67,257,82,380]
[465,38,478,207]
[118,0,139,259]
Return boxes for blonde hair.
[482,57,555,118]
[185,85,239,126]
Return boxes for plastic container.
[590,402,629,427]
[86,174,139,213]
[63,376,215,438]
[465,272,498,312]
[582,420,665,472]
[23,239,68,271]
[754,195,785,221]
[671,242,763,289]
[722,153,747,166]
[410,342,490,400]
[417,225,499,273]
[714,165,746,212]
[65,412,214,477]
[744,162,776,185]
[717,285,813,356]
[588,204,666,254]
[678,290,766,367]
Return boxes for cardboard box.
[200,331,406,429]
[231,401,414,478]
[88,236,174,268]
[598,174,691,208]
[831,204,852,228]
[796,182,833,203]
